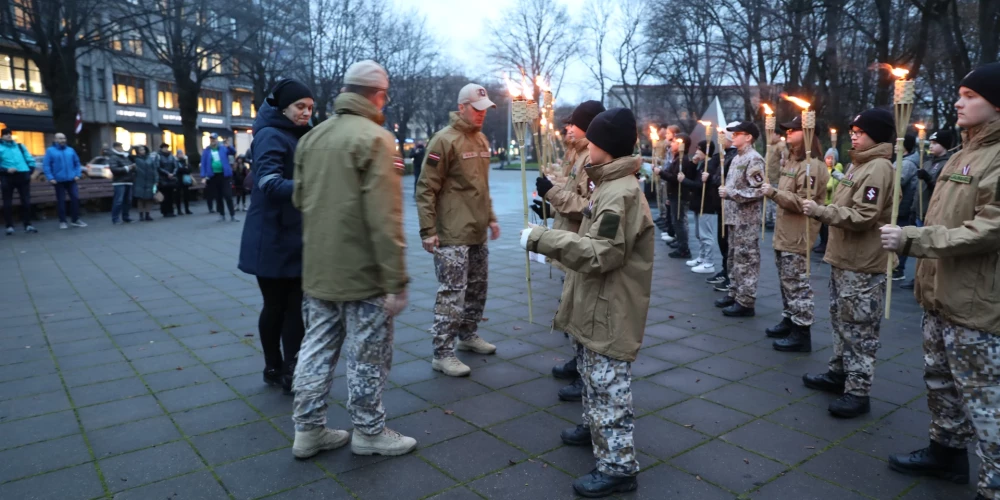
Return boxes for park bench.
[6,175,207,220]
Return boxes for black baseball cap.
[778,116,802,132]
[726,121,760,141]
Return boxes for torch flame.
[540,115,547,126]
[830,128,837,134]
[534,75,551,93]
[675,138,683,144]
[649,125,660,142]
[762,103,774,115]
[699,120,711,127]
[914,123,925,130]
[781,93,811,110]
[504,75,522,98]
[889,66,910,79]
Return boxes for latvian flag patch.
[393,157,405,172]
[427,152,441,167]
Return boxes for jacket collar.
[335,93,385,126]
[962,118,1000,151]
[849,142,893,165]
[573,137,590,153]
[586,155,639,185]
[449,112,480,134]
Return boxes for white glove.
[519,227,532,250]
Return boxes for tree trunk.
[824,0,845,145]
[873,0,892,106]
[176,75,202,170]
[979,0,1000,64]
[38,47,81,147]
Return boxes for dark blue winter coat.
[237,102,311,278]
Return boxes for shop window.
[157,82,177,109]
[115,127,147,151]
[0,54,43,94]
[198,90,222,115]
[162,130,185,155]
[231,99,242,116]
[114,74,146,105]
[7,131,45,156]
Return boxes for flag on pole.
[74,112,82,135]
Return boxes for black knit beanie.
[903,133,916,153]
[959,62,1000,109]
[929,129,955,150]
[267,79,313,111]
[696,139,716,156]
[586,108,637,159]
[850,108,895,144]
[568,100,606,133]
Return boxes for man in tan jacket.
[521,108,654,498]
[291,60,416,459]
[760,116,829,352]
[801,107,896,419]
[881,63,1000,500]
[416,83,501,377]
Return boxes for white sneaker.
[661,233,675,242]
[351,428,417,456]
[685,258,702,267]
[692,263,716,274]
[432,356,471,377]
[70,220,87,228]
[292,427,350,459]
[456,335,497,354]
[59,222,68,229]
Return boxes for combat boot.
[765,317,793,338]
[802,371,846,394]
[714,296,736,308]
[573,469,638,498]
[888,441,970,484]
[828,393,870,418]
[552,357,579,379]
[558,378,584,402]
[432,356,471,377]
[292,427,350,459]
[773,324,811,352]
[722,303,755,317]
[560,424,592,446]
[351,428,417,456]
[456,335,497,354]
[263,367,282,387]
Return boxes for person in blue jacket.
[1,128,37,235]
[238,79,313,393]
[200,133,238,221]
[43,133,87,229]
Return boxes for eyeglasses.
[849,130,866,138]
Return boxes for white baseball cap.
[458,84,496,111]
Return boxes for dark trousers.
[176,185,191,213]
[159,186,176,215]
[819,223,829,246]
[256,276,305,371]
[112,184,132,223]
[208,174,234,216]
[669,199,689,252]
[896,212,916,271]
[1,172,31,228]
[717,211,728,273]
[412,164,422,196]
[235,188,246,207]
[54,180,80,223]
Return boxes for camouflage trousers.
[292,295,393,435]
[774,251,814,326]
[579,345,639,477]
[432,244,488,359]
[827,267,884,396]
[923,311,1000,498]
[726,223,761,308]
[765,199,777,224]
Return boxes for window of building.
[125,38,143,56]
[113,74,146,105]
[13,0,30,30]
[115,127,147,151]
[96,68,106,100]
[0,130,47,156]
[199,50,222,74]
[157,82,177,109]
[81,66,92,99]
[198,90,222,115]
[250,103,256,118]
[231,99,242,116]
[162,130,185,155]
[0,54,43,94]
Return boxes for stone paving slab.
[0,171,978,499]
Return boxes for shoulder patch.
[752,172,764,184]
[462,152,478,159]
[862,186,879,204]
[393,156,405,173]
[597,212,621,239]
[426,152,440,167]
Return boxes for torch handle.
[886,137,905,319]
[918,146,925,220]
[762,139,771,238]
[805,158,812,276]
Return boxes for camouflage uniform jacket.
[416,112,497,245]
[811,142,896,274]
[769,145,829,255]
[546,138,592,233]
[723,145,766,225]
[292,93,408,302]
[902,118,1000,334]
[526,156,655,362]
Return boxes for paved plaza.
[0,170,973,499]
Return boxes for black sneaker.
[560,424,592,446]
[888,441,970,484]
[900,280,915,290]
[714,279,731,292]
[706,271,726,284]
[668,249,692,259]
[572,469,637,498]
[892,268,906,281]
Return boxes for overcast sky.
[390,0,595,105]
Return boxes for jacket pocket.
[838,274,885,324]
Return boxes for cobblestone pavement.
[0,171,972,499]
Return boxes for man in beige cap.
[416,83,501,376]
[290,59,417,459]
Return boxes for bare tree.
[239,0,311,108]
[306,0,368,122]
[583,0,612,104]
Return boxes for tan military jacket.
[293,93,408,302]
[813,142,896,274]
[416,112,497,246]
[526,155,654,362]
[903,119,1000,334]
[723,145,766,226]
[546,138,591,233]
[769,145,829,255]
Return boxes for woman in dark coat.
[238,79,314,393]
[132,145,159,221]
